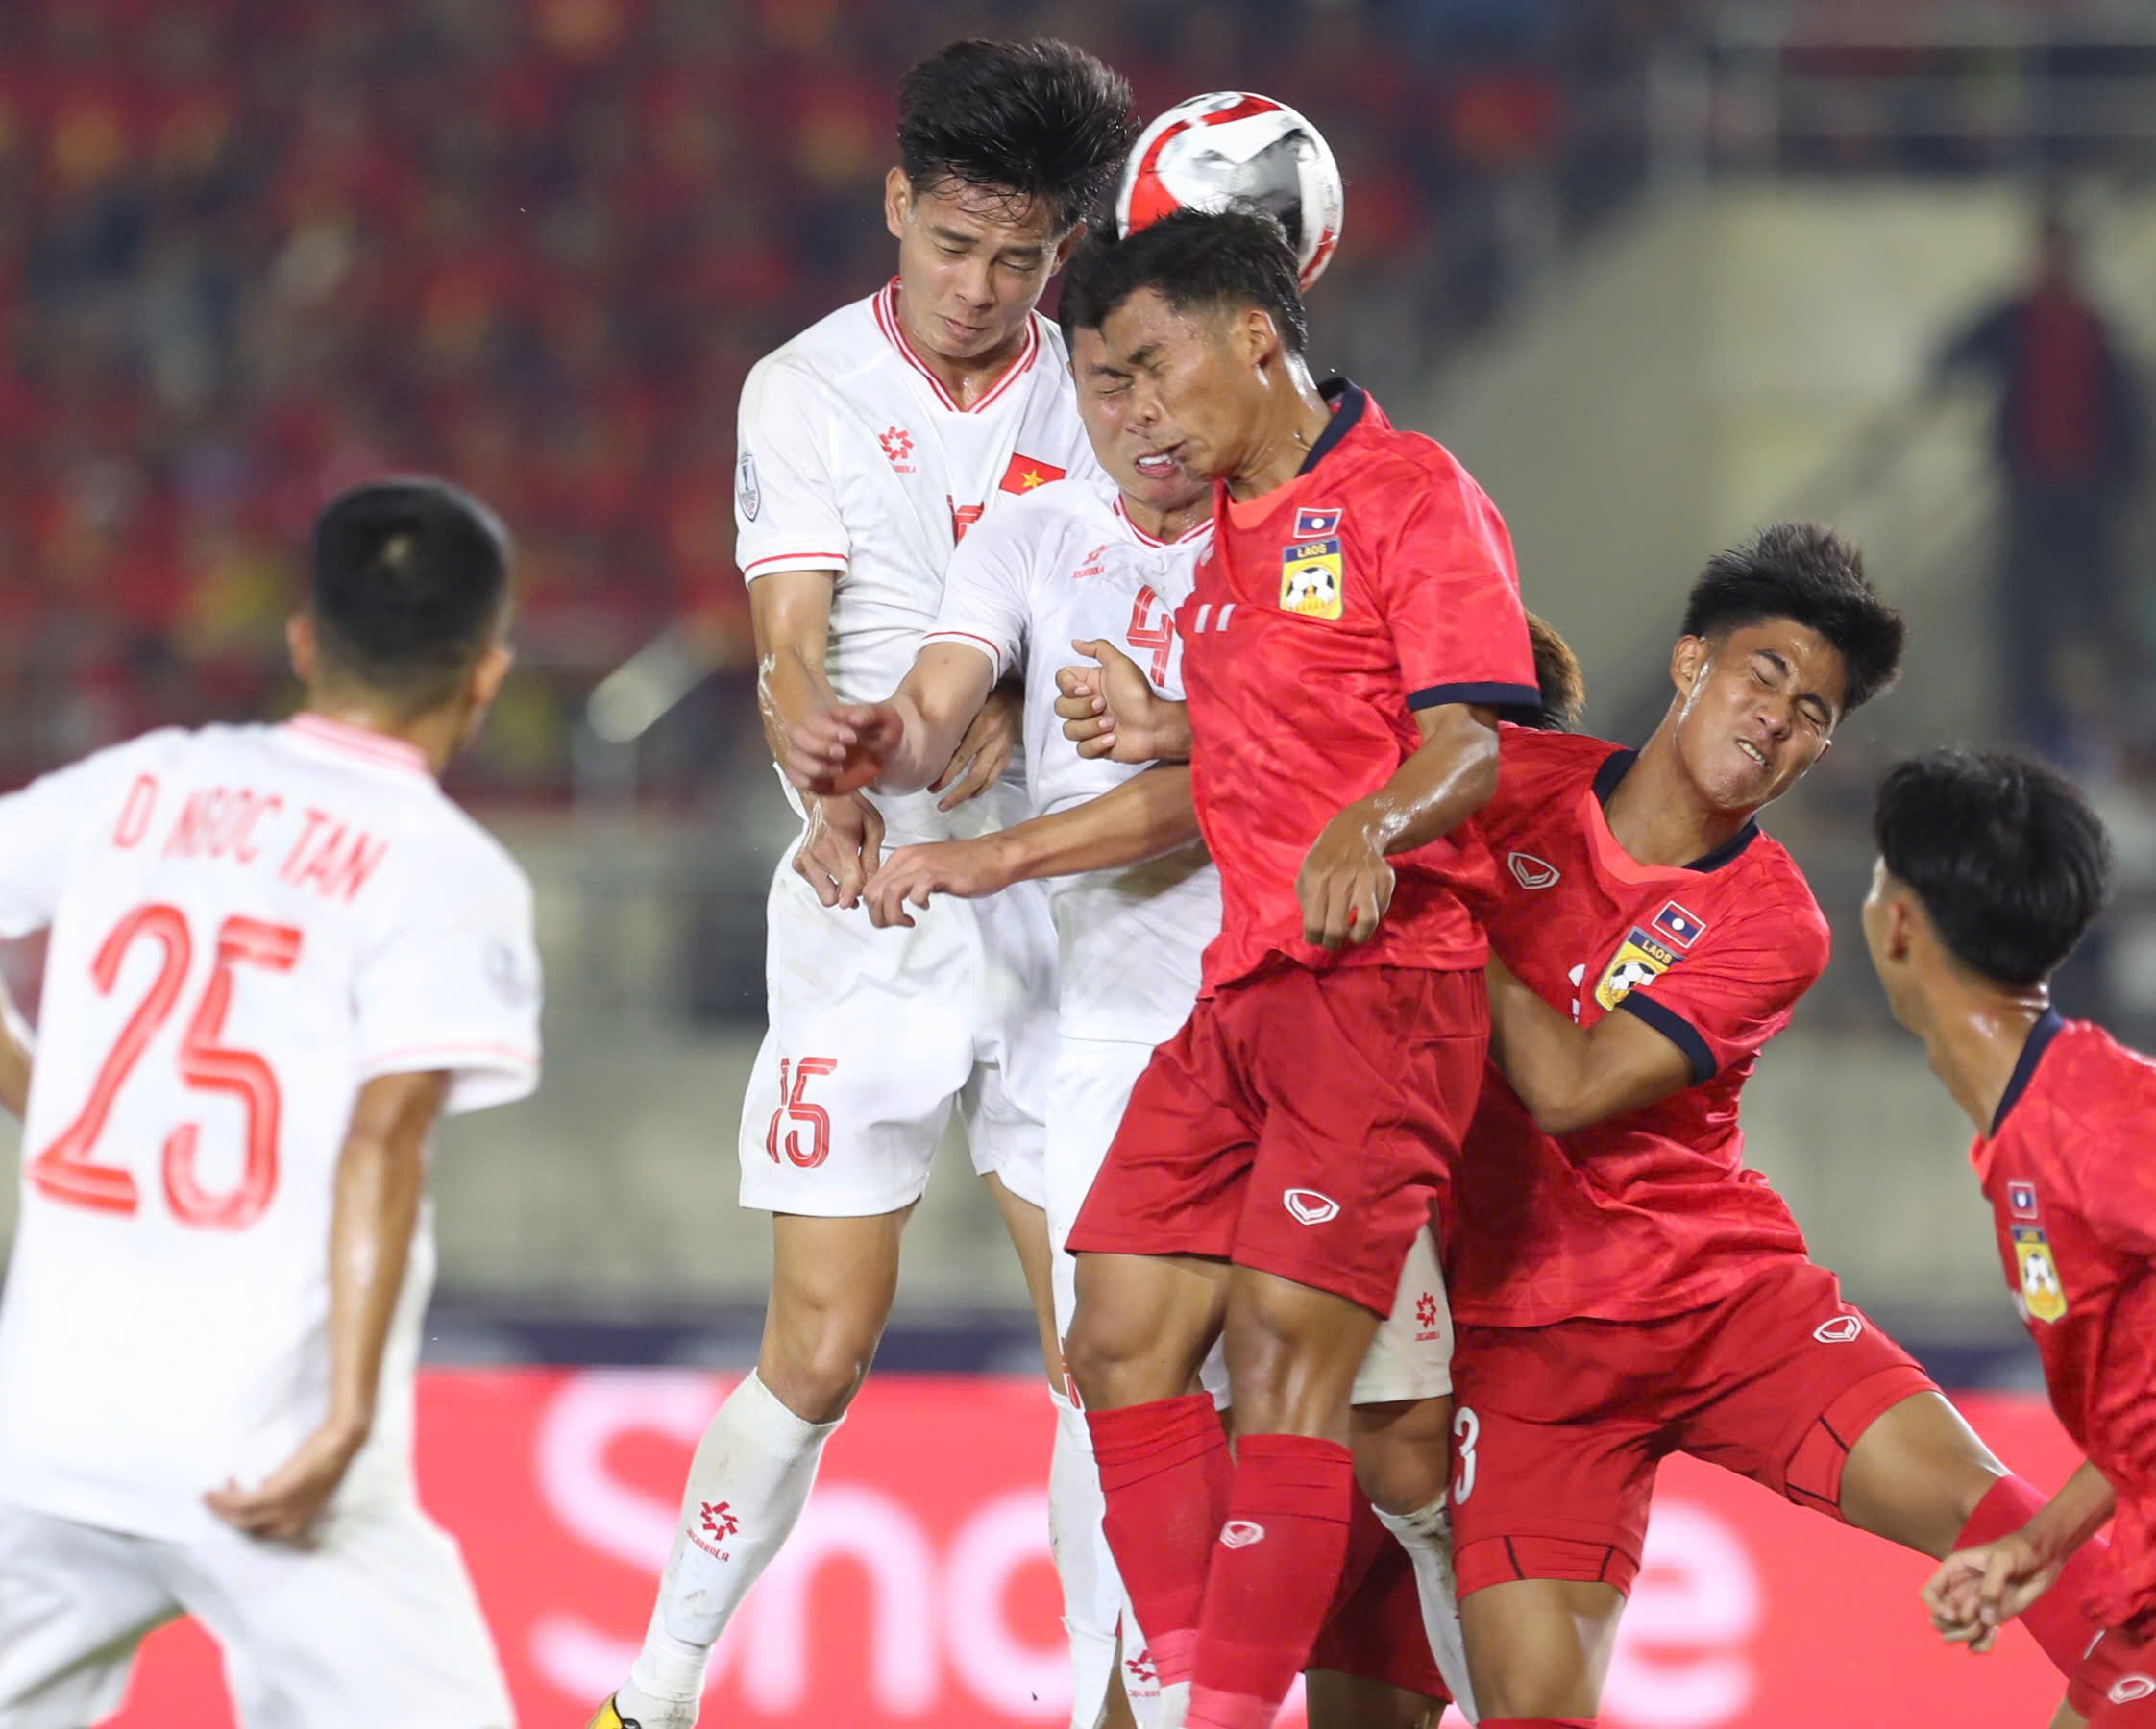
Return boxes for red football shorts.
[1308,1536,1447,1700]
[1066,960,1486,1313]
[2073,1617,2156,1724]
[1449,1256,1935,1598]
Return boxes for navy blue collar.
[1591,748,1761,872]
[1991,1008,2066,1135]
[1296,377,1366,475]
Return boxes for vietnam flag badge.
[998,453,1066,495]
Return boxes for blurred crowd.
[0,0,1684,792]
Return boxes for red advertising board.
[110,1371,2083,1727]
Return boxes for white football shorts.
[738,852,1057,1217]
[1044,1033,1452,1406]
[0,1496,512,1729]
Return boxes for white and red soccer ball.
[1115,91,1345,288]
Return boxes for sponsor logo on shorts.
[1414,1290,1443,1343]
[1283,1188,1340,1226]
[1507,851,1560,889]
[1813,1315,1864,1344]
[1219,1520,1266,1549]
[2112,1676,2156,1705]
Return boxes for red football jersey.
[1447,727,1827,1327]
[1973,1012,2156,1628]
[1175,379,1536,989]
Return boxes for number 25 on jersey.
[28,903,301,1230]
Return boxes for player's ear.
[1052,222,1085,273]
[1670,633,1709,694]
[286,612,317,686]
[1237,305,1279,373]
[459,642,516,748]
[884,168,913,244]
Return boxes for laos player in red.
[1868,750,2156,1727]
[1447,526,2109,1729]
[1053,210,1537,1729]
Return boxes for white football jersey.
[926,477,1219,1043]
[736,280,1105,844]
[0,715,541,1539]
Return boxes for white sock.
[1155,1679,1191,1729]
[1050,1388,1124,1729]
[620,1371,841,1717]
[1376,1495,1480,1723]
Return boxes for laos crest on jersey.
[1594,927,1678,1011]
[2010,1220,2068,1324]
[1281,509,1346,620]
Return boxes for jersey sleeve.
[1374,463,1539,714]
[0,739,160,939]
[921,506,1035,679]
[353,846,542,1115]
[1614,896,1829,1085]
[735,357,851,584]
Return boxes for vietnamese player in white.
[595,40,1139,1729]
[795,319,1462,1728]
[0,479,536,1729]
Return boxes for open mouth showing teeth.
[1134,451,1180,476]
[1736,741,1767,767]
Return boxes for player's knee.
[1350,1423,1450,1519]
[758,1287,889,1423]
[1063,1301,1144,1410]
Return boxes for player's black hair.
[897,39,1136,236]
[310,478,510,712]
[1524,611,1585,732]
[1059,207,1310,356]
[1681,522,1904,715]
[1874,749,2113,987]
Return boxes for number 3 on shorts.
[1452,1405,1480,1505]
[765,1056,837,1169]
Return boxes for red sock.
[1186,1433,1354,1729]
[1328,1491,1388,1617]
[1088,1394,1229,1689]
[1958,1473,2112,1678]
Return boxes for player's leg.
[1184,967,1485,1729]
[173,1497,511,1729]
[1347,1227,1474,1716]
[0,1503,179,1728]
[610,863,981,1726]
[1041,1035,1176,1729]
[1447,1316,1669,1722]
[1306,1514,1452,1729]
[1684,1258,2111,1686]
[1063,992,1262,1724]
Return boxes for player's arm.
[1923,1459,2116,1654]
[1054,639,1194,764]
[748,569,891,907]
[206,1068,450,1542]
[1297,701,1502,951]
[856,644,999,797]
[1484,956,1696,1135]
[864,765,1199,928]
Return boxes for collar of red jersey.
[1989,1007,2068,1137]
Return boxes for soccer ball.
[1116,92,1344,289]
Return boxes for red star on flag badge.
[998,453,1066,495]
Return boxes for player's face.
[885,170,1070,366]
[1091,289,1266,483]
[1668,620,1845,812]
[1068,326,1213,519]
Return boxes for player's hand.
[1921,1535,2062,1654]
[932,680,1021,811]
[1297,801,1396,950]
[863,837,1015,929]
[1055,640,1188,763]
[779,702,905,797]
[793,792,887,910]
[204,1416,368,1544]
